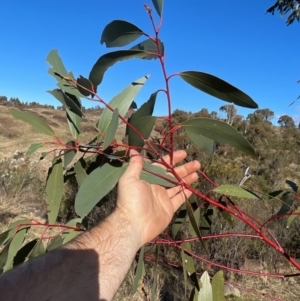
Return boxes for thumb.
[122,149,143,180]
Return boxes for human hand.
[116,149,200,247]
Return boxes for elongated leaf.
[74,159,88,187]
[198,271,213,301]
[47,50,82,97]
[4,227,28,272]
[130,39,164,59]
[28,239,45,260]
[101,20,144,47]
[9,108,55,136]
[26,143,44,156]
[75,163,126,217]
[141,164,176,187]
[128,92,157,126]
[47,235,64,252]
[214,185,257,199]
[133,246,145,294]
[186,199,206,251]
[276,199,294,216]
[89,50,148,90]
[287,207,300,228]
[152,0,163,17]
[48,89,83,117]
[13,239,37,266]
[182,118,255,156]
[64,141,77,169]
[183,130,214,155]
[128,116,157,148]
[179,71,258,109]
[103,108,119,149]
[46,158,64,224]
[286,179,298,192]
[76,75,94,96]
[212,271,225,301]
[267,190,289,200]
[7,219,31,231]
[0,230,11,246]
[181,246,188,298]
[151,246,159,301]
[172,203,187,239]
[0,243,10,273]
[63,230,80,244]
[188,207,200,237]
[181,242,199,291]
[65,94,82,139]
[97,76,149,141]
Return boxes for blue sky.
[0,1,299,124]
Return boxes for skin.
[0,150,200,301]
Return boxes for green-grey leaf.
[198,271,213,301]
[47,235,64,252]
[97,75,149,141]
[179,71,258,109]
[101,20,144,47]
[128,116,157,148]
[186,200,206,251]
[276,199,294,216]
[76,75,94,97]
[188,207,200,237]
[0,243,10,273]
[0,230,11,246]
[172,203,187,239]
[64,141,77,169]
[103,108,119,149]
[3,227,28,272]
[62,230,80,244]
[47,50,82,97]
[287,207,300,228]
[74,159,88,187]
[89,50,148,91]
[286,179,298,193]
[9,108,55,137]
[133,246,145,294]
[48,89,83,117]
[46,158,64,224]
[13,239,37,266]
[214,185,258,199]
[184,130,214,155]
[130,39,164,59]
[28,239,45,260]
[181,242,199,291]
[127,91,157,135]
[75,163,127,217]
[141,164,176,187]
[152,0,163,17]
[212,271,225,301]
[182,118,255,156]
[26,143,44,156]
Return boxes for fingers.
[171,189,193,212]
[120,149,143,181]
[167,170,198,198]
[161,150,188,165]
[173,160,200,179]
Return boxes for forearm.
[0,209,141,301]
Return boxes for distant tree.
[267,0,300,25]
[278,115,295,127]
[9,97,21,107]
[194,108,210,118]
[0,96,8,104]
[254,108,274,122]
[219,104,237,125]
[210,111,218,119]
